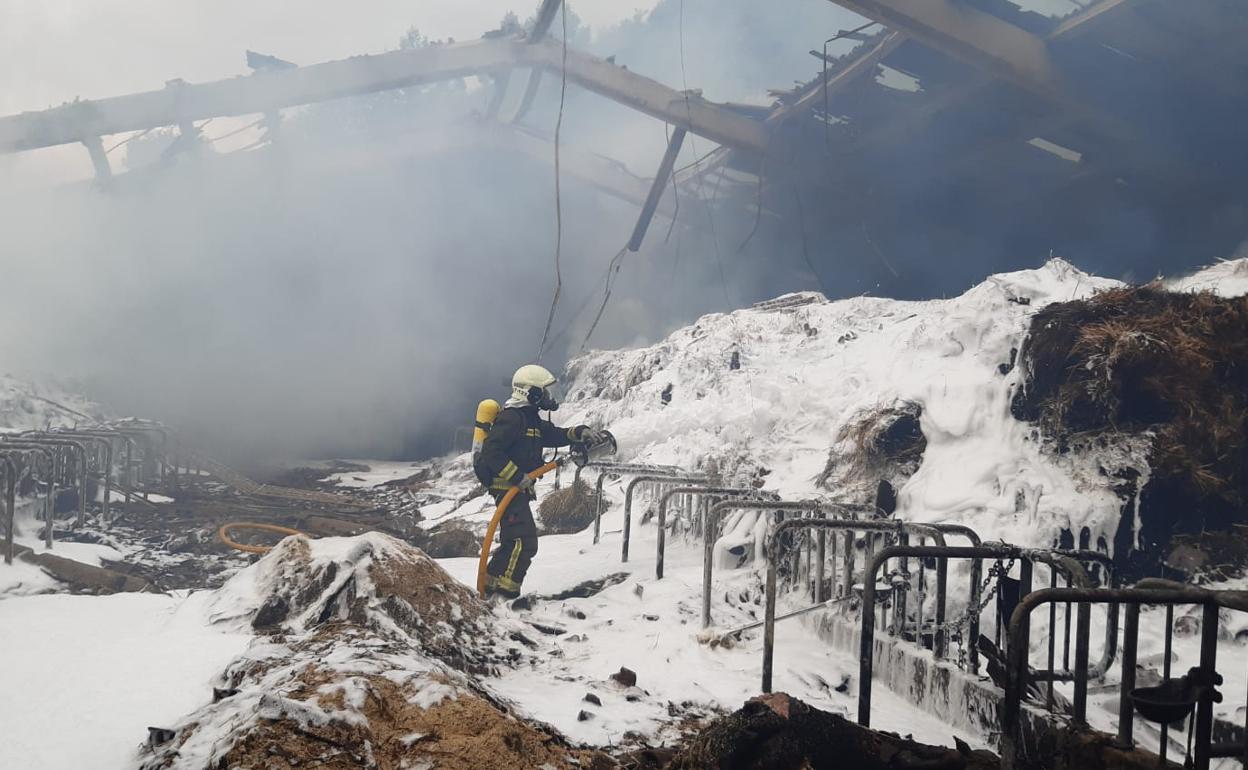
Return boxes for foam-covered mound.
[207,532,498,671]
[141,533,602,770]
[549,258,1248,566]
[558,259,1130,554]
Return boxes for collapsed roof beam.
[767,31,905,127]
[825,0,1062,98]
[0,36,769,156]
[508,0,564,122]
[823,0,1189,185]
[529,0,564,42]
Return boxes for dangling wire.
[537,1,570,360]
[580,245,629,351]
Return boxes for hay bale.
[818,400,926,501]
[1013,285,1248,506]
[538,480,605,535]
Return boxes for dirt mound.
[539,479,606,534]
[217,669,612,770]
[139,624,613,770]
[668,693,996,770]
[225,533,499,673]
[142,533,593,770]
[1012,285,1248,573]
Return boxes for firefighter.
[475,364,605,598]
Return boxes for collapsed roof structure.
[2,0,1245,286]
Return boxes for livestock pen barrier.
[1001,581,1248,770]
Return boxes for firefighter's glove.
[575,426,608,445]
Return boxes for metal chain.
[925,557,1017,666]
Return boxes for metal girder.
[825,0,1062,98]
[0,36,769,157]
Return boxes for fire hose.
[476,432,617,597]
[476,461,559,596]
[218,521,306,554]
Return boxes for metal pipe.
[1015,558,1033,667]
[763,539,778,692]
[106,420,170,487]
[577,460,683,487]
[1193,602,1219,770]
[759,520,947,702]
[1001,585,1248,770]
[1,456,16,564]
[621,474,707,563]
[656,485,757,579]
[59,431,122,521]
[628,127,686,253]
[8,435,91,526]
[702,499,866,627]
[0,445,57,546]
[1160,603,1174,764]
[726,595,852,639]
[860,543,1064,727]
[815,528,826,603]
[1117,602,1139,747]
[592,469,617,543]
[1046,567,1057,713]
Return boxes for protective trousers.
[486,491,539,593]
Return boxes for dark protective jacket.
[475,405,583,493]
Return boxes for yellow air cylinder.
[472,399,500,456]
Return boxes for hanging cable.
[543,252,615,354]
[579,245,628,351]
[537,1,569,360]
[105,127,154,155]
[793,188,830,295]
[204,117,266,145]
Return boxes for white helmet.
[512,364,560,410]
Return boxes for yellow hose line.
[477,461,557,597]
[218,521,306,554]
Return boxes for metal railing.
[1001,581,1248,770]
[701,499,873,628]
[105,419,171,487]
[621,474,709,562]
[1019,548,1118,690]
[0,444,59,547]
[857,544,1095,726]
[760,517,950,693]
[654,485,765,579]
[1,453,17,564]
[58,429,125,516]
[573,462,687,544]
[4,435,92,526]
